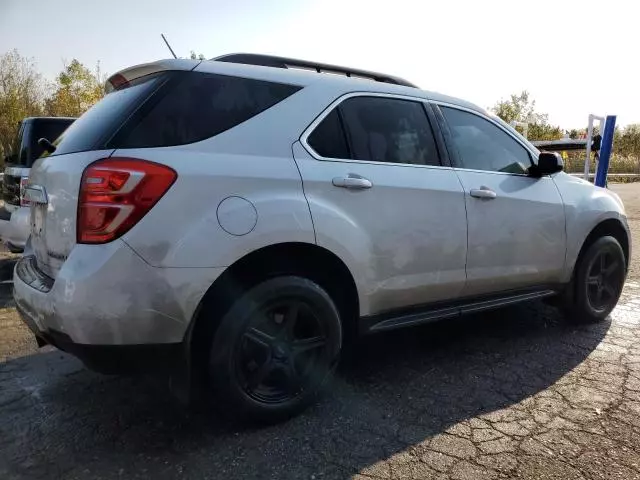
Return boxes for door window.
[441,106,531,174]
[307,96,440,166]
[307,109,350,159]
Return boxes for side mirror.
[530,151,563,177]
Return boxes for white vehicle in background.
[0,117,75,252]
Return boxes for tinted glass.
[308,109,350,159]
[339,96,440,166]
[441,106,531,173]
[51,73,166,156]
[115,73,301,148]
[29,119,74,164]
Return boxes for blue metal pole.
[595,115,616,187]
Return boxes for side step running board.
[365,289,557,333]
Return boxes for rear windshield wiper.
[38,138,56,154]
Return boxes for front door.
[293,94,468,316]
[437,104,566,296]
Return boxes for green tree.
[189,51,206,60]
[492,90,562,141]
[568,129,581,139]
[615,124,640,158]
[45,59,104,117]
[0,50,47,161]
[527,123,563,142]
[492,91,547,125]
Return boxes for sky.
[1,0,638,128]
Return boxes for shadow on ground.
[0,297,608,479]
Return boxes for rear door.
[435,104,566,296]
[294,94,468,315]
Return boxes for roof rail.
[211,53,417,88]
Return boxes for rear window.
[4,119,74,166]
[51,73,167,156]
[29,119,74,163]
[110,72,301,148]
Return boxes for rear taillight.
[77,157,176,244]
[20,176,31,207]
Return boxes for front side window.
[441,106,531,174]
[306,96,440,166]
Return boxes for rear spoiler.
[105,59,201,93]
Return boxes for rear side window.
[112,73,301,148]
[51,73,166,156]
[308,109,350,159]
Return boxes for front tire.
[208,276,342,423]
[564,235,626,323]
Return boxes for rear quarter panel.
[119,78,366,269]
[119,146,315,268]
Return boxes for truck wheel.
[208,276,342,423]
[564,236,626,323]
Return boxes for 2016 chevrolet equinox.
[15,54,630,422]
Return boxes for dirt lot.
[2,184,640,479]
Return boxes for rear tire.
[563,236,626,324]
[207,276,342,423]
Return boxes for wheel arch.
[184,242,360,382]
[574,218,630,273]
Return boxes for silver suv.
[14,54,630,422]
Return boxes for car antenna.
[161,33,178,59]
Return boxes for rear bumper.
[18,304,183,374]
[13,239,224,347]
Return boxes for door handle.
[332,175,372,190]
[469,187,497,199]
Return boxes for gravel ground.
[1,184,640,480]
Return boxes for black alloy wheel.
[565,235,626,323]
[208,276,342,422]
[237,298,330,404]
[585,247,625,314]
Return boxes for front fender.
[554,174,630,281]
